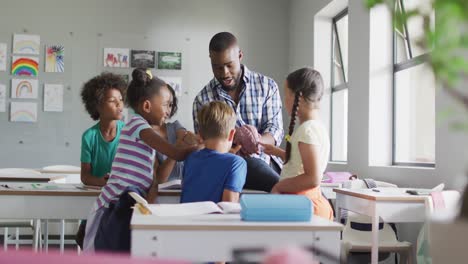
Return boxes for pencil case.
[240,194,312,222]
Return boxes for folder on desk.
[240,194,312,222]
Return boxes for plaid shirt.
[193,65,284,166]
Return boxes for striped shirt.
[95,115,155,210]
[193,65,284,166]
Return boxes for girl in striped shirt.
[83,68,198,252]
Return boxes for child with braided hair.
[260,67,333,220]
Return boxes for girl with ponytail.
[260,67,333,220]
[83,68,200,251]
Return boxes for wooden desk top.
[333,188,428,202]
[0,174,66,182]
[131,212,343,232]
[0,183,100,197]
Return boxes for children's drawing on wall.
[0,84,6,112]
[158,52,182,70]
[10,102,37,123]
[160,76,183,97]
[0,43,7,71]
[131,50,155,68]
[11,79,38,99]
[43,84,64,112]
[13,34,40,55]
[11,56,39,77]
[104,48,129,68]
[45,45,64,73]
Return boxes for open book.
[129,192,240,216]
[158,179,182,190]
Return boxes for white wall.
[1,0,466,187]
[290,0,468,190]
[0,0,290,168]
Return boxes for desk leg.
[4,227,8,251]
[33,219,40,252]
[336,204,341,222]
[371,212,379,264]
[44,220,49,253]
[60,219,65,253]
[15,228,19,250]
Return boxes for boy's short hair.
[197,101,236,140]
[81,72,127,120]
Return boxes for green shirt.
[80,120,125,178]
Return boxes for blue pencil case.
[240,194,313,222]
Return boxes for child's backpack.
[94,186,145,252]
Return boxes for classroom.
[0,0,467,263]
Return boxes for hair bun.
[131,68,150,86]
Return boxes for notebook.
[158,179,182,190]
[129,192,240,216]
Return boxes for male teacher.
[193,32,284,192]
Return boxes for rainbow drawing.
[10,102,37,123]
[45,45,64,72]
[13,34,40,55]
[11,56,39,77]
[16,81,32,97]
[11,79,38,99]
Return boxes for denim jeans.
[243,157,280,192]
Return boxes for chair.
[417,190,460,263]
[40,165,81,251]
[340,179,413,264]
[0,168,41,251]
[0,168,42,178]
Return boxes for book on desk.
[129,191,240,216]
[158,179,182,190]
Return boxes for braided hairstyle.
[284,67,324,163]
[127,68,167,111]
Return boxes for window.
[330,8,348,162]
[393,0,435,166]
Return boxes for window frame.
[329,8,349,162]
[392,0,435,167]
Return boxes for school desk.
[130,212,343,263]
[0,183,100,252]
[334,188,429,264]
[0,174,66,182]
[0,183,265,252]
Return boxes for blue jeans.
[243,157,280,192]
